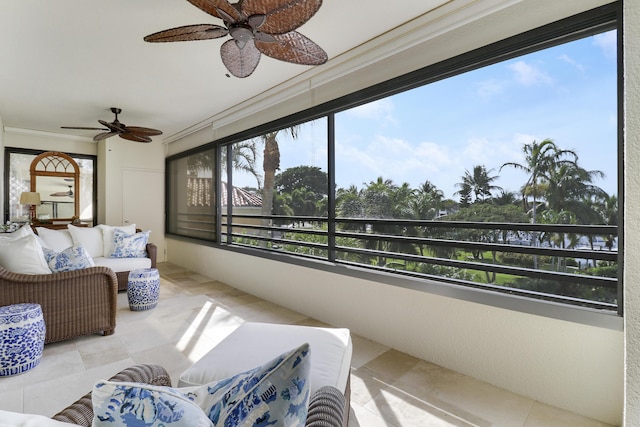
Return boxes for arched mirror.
[29,151,80,224]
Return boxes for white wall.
[98,136,166,261]
[164,1,625,424]
[624,0,640,425]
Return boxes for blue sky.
[241,30,617,200]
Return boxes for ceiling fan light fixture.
[144,0,327,78]
[229,24,253,44]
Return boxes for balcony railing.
[173,213,619,312]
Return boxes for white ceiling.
[0,0,453,143]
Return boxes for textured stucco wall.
[624,0,640,424]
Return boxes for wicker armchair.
[52,364,347,427]
[0,265,117,343]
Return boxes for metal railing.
[217,214,618,312]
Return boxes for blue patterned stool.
[127,268,160,311]
[0,303,46,376]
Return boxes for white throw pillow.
[97,224,136,258]
[0,224,34,241]
[0,234,51,274]
[0,410,77,426]
[35,227,74,252]
[67,224,104,258]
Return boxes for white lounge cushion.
[178,322,352,396]
[0,410,77,426]
[92,256,151,273]
[35,227,74,252]
[68,225,103,258]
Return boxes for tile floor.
[0,262,614,426]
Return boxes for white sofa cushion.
[0,234,50,274]
[92,256,151,273]
[35,227,74,252]
[178,322,352,396]
[97,224,136,258]
[68,225,103,258]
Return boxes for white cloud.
[476,79,504,98]
[335,135,452,188]
[508,60,553,86]
[558,53,585,73]
[346,98,396,123]
[593,30,616,60]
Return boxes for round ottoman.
[0,303,46,376]
[127,268,160,311]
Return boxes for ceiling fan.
[61,107,163,143]
[143,0,328,78]
[50,185,73,198]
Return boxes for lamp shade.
[19,192,41,206]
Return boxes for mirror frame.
[30,151,80,223]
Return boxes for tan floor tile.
[365,387,486,427]
[350,333,390,369]
[76,334,130,369]
[349,401,400,427]
[392,360,533,426]
[0,388,22,412]
[349,366,391,407]
[363,348,421,382]
[524,402,614,427]
[0,262,612,427]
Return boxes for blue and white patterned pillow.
[92,382,211,427]
[109,229,149,258]
[42,243,95,273]
[187,342,311,426]
[92,343,311,427]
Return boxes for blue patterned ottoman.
[127,268,160,311]
[0,303,46,376]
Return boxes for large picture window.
[166,5,620,318]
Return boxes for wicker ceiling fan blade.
[98,119,126,133]
[144,24,228,42]
[61,126,109,131]
[187,0,243,21]
[119,133,152,143]
[93,132,118,142]
[242,0,322,34]
[123,126,163,136]
[221,39,261,78]
[256,31,327,65]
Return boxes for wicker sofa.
[0,264,118,343]
[51,364,347,427]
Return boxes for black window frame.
[166,3,622,329]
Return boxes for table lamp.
[19,192,41,224]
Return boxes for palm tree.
[336,185,364,219]
[500,139,578,268]
[544,162,605,222]
[500,139,578,218]
[455,165,502,204]
[409,180,444,220]
[227,140,262,188]
[256,126,300,246]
